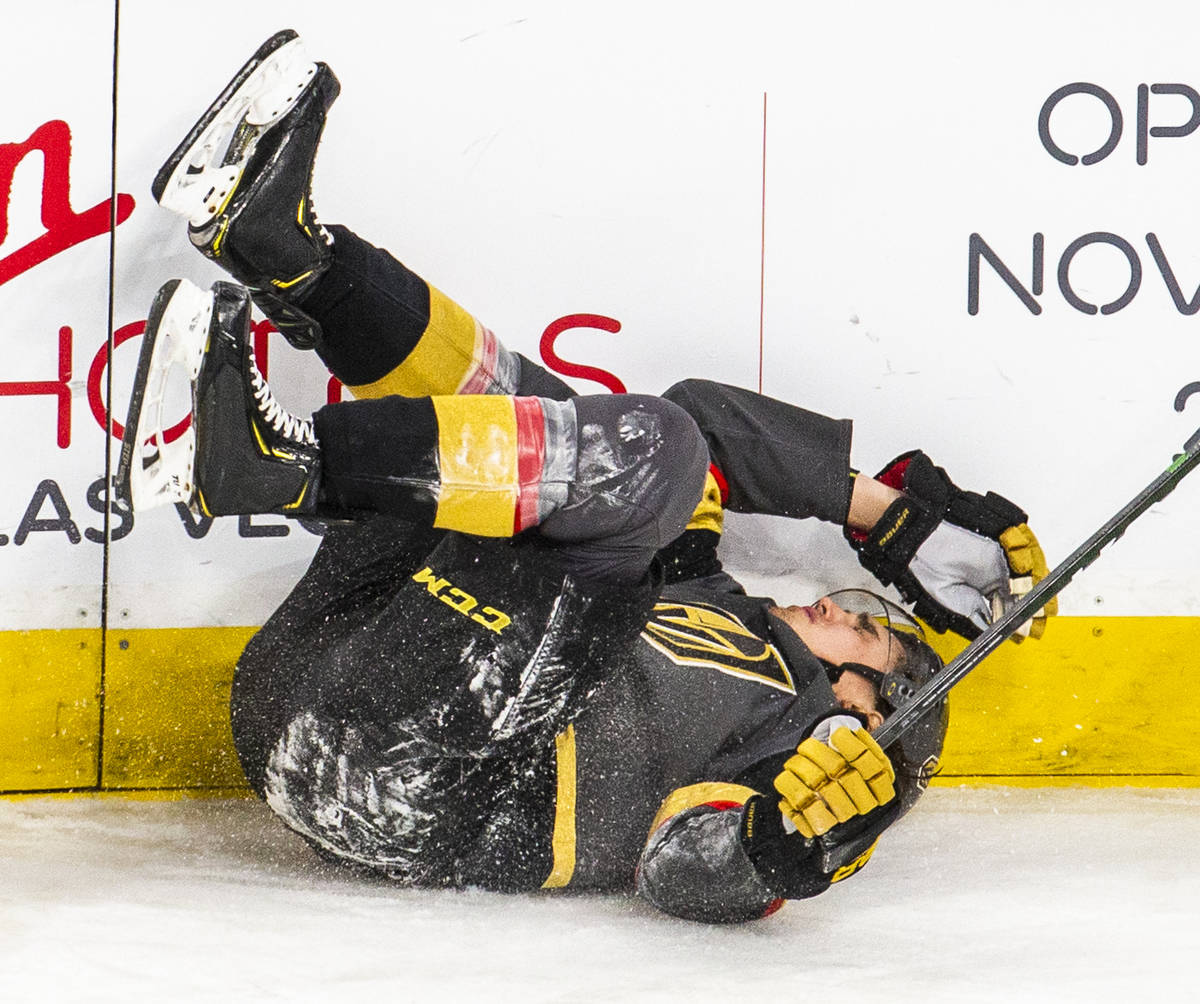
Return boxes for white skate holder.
[156,37,318,227]
[123,279,213,512]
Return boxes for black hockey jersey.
[230,518,896,922]
[562,574,842,884]
[230,379,910,921]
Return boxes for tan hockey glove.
[774,718,896,839]
[996,523,1056,640]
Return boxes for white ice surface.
[3,787,1199,1003]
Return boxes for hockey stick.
[874,421,1200,751]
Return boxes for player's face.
[770,595,896,729]
[772,595,895,668]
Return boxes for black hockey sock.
[299,224,433,386]
[314,395,440,523]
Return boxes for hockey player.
[122,31,1053,923]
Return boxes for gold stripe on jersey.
[431,395,519,537]
[684,470,725,535]
[346,285,483,400]
[641,602,796,693]
[542,725,578,889]
[648,782,757,835]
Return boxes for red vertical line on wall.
[97,0,121,790]
[758,92,767,394]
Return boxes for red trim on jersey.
[703,800,745,812]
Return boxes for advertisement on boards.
[3,1,1199,789]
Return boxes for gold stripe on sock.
[348,285,482,400]
[431,395,519,536]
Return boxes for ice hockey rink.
[3,786,1198,1003]
[6,3,1200,1002]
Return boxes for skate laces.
[247,347,317,446]
[308,191,333,247]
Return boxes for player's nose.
[817,596,851,623]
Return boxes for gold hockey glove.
[996,523,1056,640]
[774,721,896,839]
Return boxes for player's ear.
[864,708,885,732]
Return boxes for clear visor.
[822,588,925,681]
[825,588,925,639]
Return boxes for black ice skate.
[152,29,340,349]
[118,278,321,517]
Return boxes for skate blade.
[154,34,317,227]
[117,278,213,512]
[150,29,298,204]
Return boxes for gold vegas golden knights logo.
[641,601,796,694]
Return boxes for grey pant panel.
[530,393,710,584]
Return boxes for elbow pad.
[637,798,780,924]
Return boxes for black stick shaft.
[874,431,1200,750]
